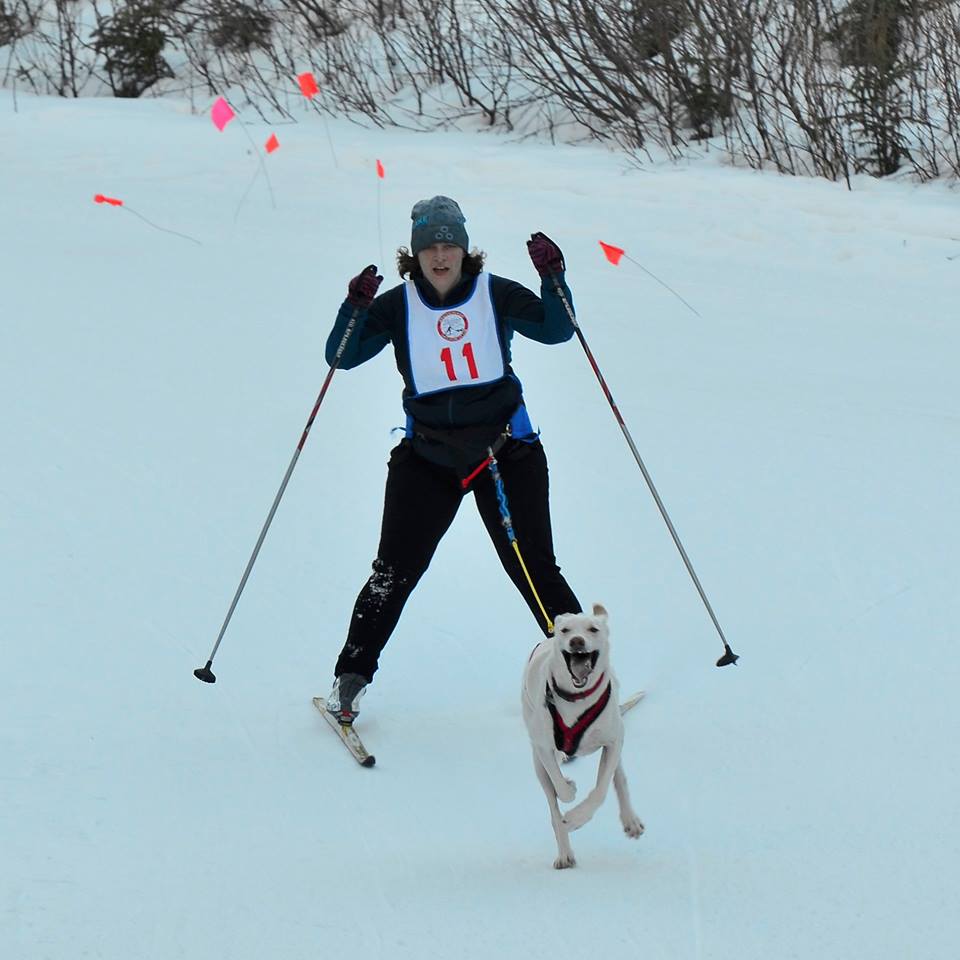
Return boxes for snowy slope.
[2,92,959,960]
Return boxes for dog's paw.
[556,777,576,804]
[622,815,645,839]
[553,854,576,870]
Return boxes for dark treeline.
[4,0,960,180]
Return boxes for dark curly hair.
[396,246,487,280]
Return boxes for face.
[417,242,465,297]
[552,604,611,689]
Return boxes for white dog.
[521,603,644,869]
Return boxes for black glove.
[526,232,565,277]
[346,264,383,308]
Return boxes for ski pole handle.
[297,303,364,452]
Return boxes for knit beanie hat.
[410,196,469,255]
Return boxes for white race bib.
[405,276,505,396]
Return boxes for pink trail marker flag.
[376,159,385,179]
[265,133,280,154]
[298,72,319,99]
[211,97,235,132]
[599,241,626,265]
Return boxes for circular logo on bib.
[437,310,468,342]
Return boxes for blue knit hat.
[410,196,469,255]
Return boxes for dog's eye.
[588,626,599,633]
[559,627,570,634]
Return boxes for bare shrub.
[90,0,178,98]
[208,1,274,53]
[1,1,33,45]
[11,0,94,96]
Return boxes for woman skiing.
[325,196,582,722]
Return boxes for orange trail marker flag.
[374,160,386,268]
[599,240,701,318]
[298,72,319,99]
[265,133,280,154]
[211,97,235,132]
[93,193,201,245]
[298,70,338,168]
[599,241,625,265]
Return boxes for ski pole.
[194,290,370,684]
[550,276,739,668]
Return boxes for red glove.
[346,265,383,308]
[526,232,566,277]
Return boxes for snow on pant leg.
[473,439,581,635]
[334,441,464,680]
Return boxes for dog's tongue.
[568,653,593,682]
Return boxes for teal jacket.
[325,270,576,443]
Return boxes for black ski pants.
[334,438,581,681]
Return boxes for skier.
[325,196,582,723]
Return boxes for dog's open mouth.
[562,649,600,687]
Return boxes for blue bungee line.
[488,454,515,540]
[486,452,554,634]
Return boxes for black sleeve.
[324,284,404,368]
[490,274,576,345]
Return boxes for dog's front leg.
[534,745,576,803]
[533,751,576,869]
[562,741,621,831]
[613,762,645,838]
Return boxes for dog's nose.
[569,636,586,651]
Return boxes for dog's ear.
[592,603,608,621]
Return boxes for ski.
[313,697,376,767]
[620,690,645,715]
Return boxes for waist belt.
[412,421,513,487]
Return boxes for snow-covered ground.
[3,91,959,959]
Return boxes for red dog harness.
[545,675,612,757]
